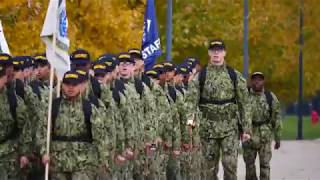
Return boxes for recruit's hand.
[115,155,126,166]
[145,143,156,157]
[42,154,50,165]
[173,150,181,159]
[20,156,29,168]
[274,141,281,150]
[124,148,134,160]
[241,133,251,142]
[182,144,192,151]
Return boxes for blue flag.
[142,0,162,70]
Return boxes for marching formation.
[0,39,282,180]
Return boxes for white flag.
[41,0,70,79]
[0,20,10,54]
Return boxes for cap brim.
[251,73,265,79]
[62,79,81,85]
[209,45,225,50]
[119,59,135,64]
[72,59,90,65]
[94,69,106,75]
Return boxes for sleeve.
[16,96,31,155]
[236,71,252,134]
[271,93,282,142]
[91,104,115,168]
[142,86,158,144]
[120,89,136,149]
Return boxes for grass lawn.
[282,116,320,140]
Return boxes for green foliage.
[0,0,319,103]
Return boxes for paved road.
[217,140,320,180]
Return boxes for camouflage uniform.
[150,82,173,180]
[19,84,42,178]
[99,83,125,180]
[243,89,282,180]
[180,79,202,180]
[39,97,111,180]
[122,77,157,180]
[198,65,251,180]
[163,83,182,180]
[0,87,28,180]
[120,78,143,180]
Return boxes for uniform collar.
[250,87,265,95]
[208,63,227,71]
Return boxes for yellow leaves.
[0,0,144,60]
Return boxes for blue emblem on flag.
[59,9,68,38]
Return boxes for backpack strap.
[90,76,102,99]
[167,85,177,103]
[111,86,121,106]
[226,65,238,97]
[198,66,207,97]
[0,89,20,143]
[142,74,152,89]
[134,78,144,97]
[30,80,42,100]
[88,93,100,108]
[52,97,63,128]
[15,79,25,100]
[82,99,93,143]
[175,85,185,96]
[264,90,273,120]
[6,87,17,121]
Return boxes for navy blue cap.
[93,63,107,76]
[185,57,199,68]
[163,62,176,72]
[128,48,142,60]
[34,53,49,66]
[12,56,26,71]
[145,70,160,79]
[118,52,135,64]
[62,70,85,85]
[176,65,191,75]
[70,49,91,65]
[152,64,165,74]
[97,54,118,69]
[18,56,33,69]
[0,53,12,66]
[251,72,265,79]
[208,39,226,50]
[75,69,89,81]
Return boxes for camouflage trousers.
[243,141,272,180]
[50,171,96,180]
[201,133,239,180]
[166,155,181,180]
[180,149,202,180]
[132,150,166,180]
[0,153,20,180]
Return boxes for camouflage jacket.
[0,87,28,158]
[249,89,282,143]
[197,64,251,138]
[151,82,173,147]
[163,83,182,150]
[39,96,112,171]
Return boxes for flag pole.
[165,0,173,62]
[45,3,58,179]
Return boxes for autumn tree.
[0,0,319,103]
